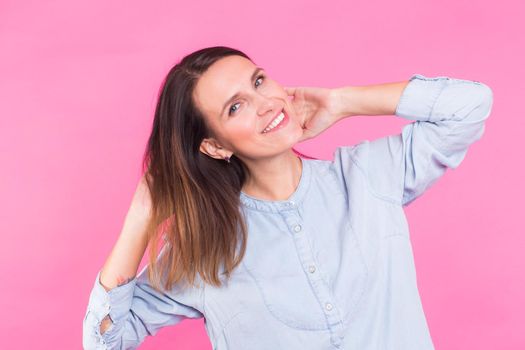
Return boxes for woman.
[82,46,493,349]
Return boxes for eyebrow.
[221,67,264,116]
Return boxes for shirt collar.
[239,157,311,213]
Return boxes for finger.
[297,128,311,143]
[284,87,296,96]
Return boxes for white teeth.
[262,112,285,133]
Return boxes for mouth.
[261,109,289,134]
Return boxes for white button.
[308,265,316,273]
[325,303,333,311]
[289,201,295,206]
[293,224,302,232]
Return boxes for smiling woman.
[142,47,314,292]
[82,45,318,349]
[83,45,493,350]
[193,54,305,160]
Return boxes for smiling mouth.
[261,109,286,133]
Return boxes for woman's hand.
[284,86,345,142]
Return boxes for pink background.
[1,0,523,349]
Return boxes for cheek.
[284,108,301,129]
[226,117,259,141]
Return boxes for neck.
[241,150,302,201]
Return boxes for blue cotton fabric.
[83,74,493,349]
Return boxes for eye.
[228,74,266,116]
[255,74,265,87]
[229,102,240,115]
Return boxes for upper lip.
[261,108,285,133]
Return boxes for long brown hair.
[141,46,316,292]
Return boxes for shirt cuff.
[395,74,450,122]
[87,269,137,325]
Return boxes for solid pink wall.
[1,0,523,349]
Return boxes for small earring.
[224,155,231,163]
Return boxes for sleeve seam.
[401,137,434,207]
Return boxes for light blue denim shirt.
[83,74,493,350]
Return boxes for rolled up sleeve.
[82,245,204,349]
[83,270,137,349]
[337,73,494,207]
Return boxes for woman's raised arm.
[98,175,152,329]
[82,176,204,349]
[333,73,493,206]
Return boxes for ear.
[199,138,230,160]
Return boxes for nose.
[256,94,279,117]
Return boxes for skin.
[193,55,341,201]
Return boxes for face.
[193,55,303,162]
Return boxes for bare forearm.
[333,80,410,120]
[99,209,149,291]
[98,209,149,334]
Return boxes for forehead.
[193,56,256,117]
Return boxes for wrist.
[332,86,360,121]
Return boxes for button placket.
[284,211,345,345]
